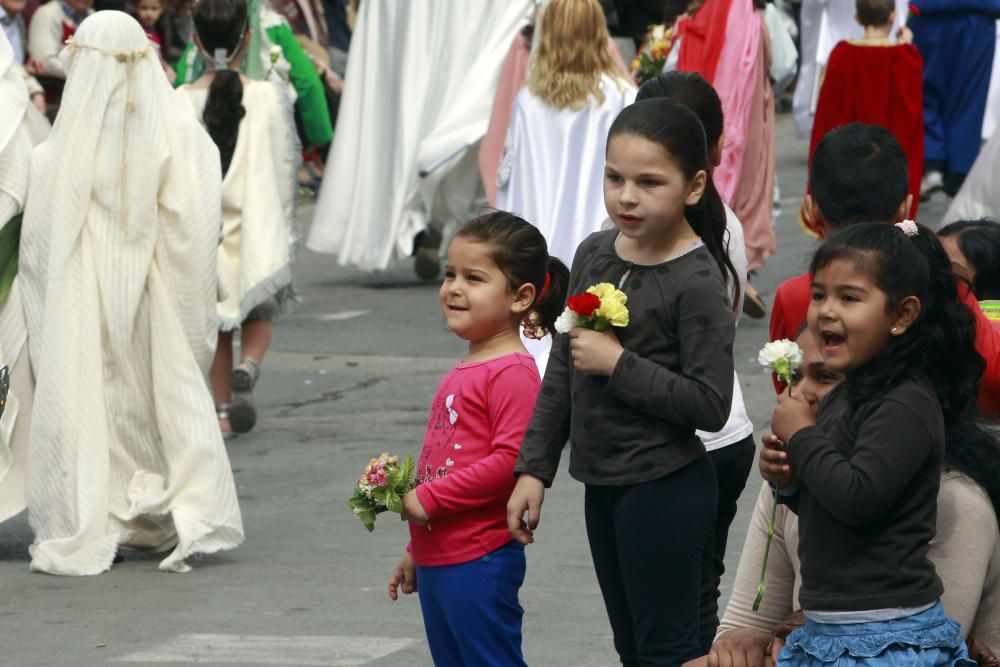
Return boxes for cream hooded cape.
[19,11,244,575]
[0,29,34,524]
[176,80,297,331]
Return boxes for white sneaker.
[920,170,944,201]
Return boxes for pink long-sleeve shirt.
[409,353,540,567]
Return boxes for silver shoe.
[216,402,237,441]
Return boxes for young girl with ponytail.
[387,212,569,667]
[507,98,740,664]
[178,0,298,438]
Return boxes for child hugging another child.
[388,213,569,667]
[766,221,983,665]
[508,98,740,664]
[177,0,298,439]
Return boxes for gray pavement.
[0,112,952,666]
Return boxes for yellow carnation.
[587,283,628,307]
[596,299,629,327]
[630,58,641,71]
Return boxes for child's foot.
[920,170,943,201]
[230,358,260,434]
[216,403,237,440]
[743,281,767,319]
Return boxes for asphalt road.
[0,111,952,666]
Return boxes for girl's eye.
[443,271,455,279]
[840,294,858,303]
[606,173,622,183]
[467,275,483,282]
[640,179,661,187]
[790,372,803,385]
[819,373,839,383]
[810,291,824,301]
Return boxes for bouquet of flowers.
[348,453,416,532]
[554,283,629,334]
[753,339,803,611]
[630,24,675,86]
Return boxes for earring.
[891,327,898,335]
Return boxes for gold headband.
[65,38,151,63]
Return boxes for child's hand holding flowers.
[770,391,815,445]
[556,283,630,375]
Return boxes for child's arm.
[786,398,936,527]
[606,274,735,432]
[414,365,541,516]
[266,24,334,146]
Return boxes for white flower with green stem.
[754,339,803,611]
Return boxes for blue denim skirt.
[777,602,974,666]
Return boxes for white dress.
[306,0,534,270]
[19,11,244,575]
[177,81,298,330]
[944,127,1000,225]
[496,74,636,267]
[0,29,35,524]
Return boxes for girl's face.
[939,233,974,283]
[603,133,706,244]
[792,327,845,413]
[137,0,162,27]
[439,237,528,343]
[808,258,897,374]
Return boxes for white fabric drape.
[177,82,298,330]
[496,74,636,267]
[944,127,1000,225]
[0,29,34,524]
[19,11,243,575]
[793,0,908,138]
[307,0,534,270]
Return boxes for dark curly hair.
[938,218,1000,300]
[456,212,569,334]
[193,0,248,175]
[811,222,983,424]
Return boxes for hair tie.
[895,220,919,238]
[539,273,552,301]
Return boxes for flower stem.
[753,487,779,612]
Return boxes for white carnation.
[757,339,803,374]
[554,308,579,334]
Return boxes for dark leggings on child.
[700,435,756,652]
[585,454,718,666]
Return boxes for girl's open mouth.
[822,331,846,349]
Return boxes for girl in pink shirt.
[387,212,569,666]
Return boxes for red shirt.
[409,353,540,567]
[768,271,1000,414]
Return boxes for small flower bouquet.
[348,453,416,532]
[754,339,803,611]
[630,24,675,86]
[554,283,629,334]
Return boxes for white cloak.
[306,0,534,270]
[19,12,243,575]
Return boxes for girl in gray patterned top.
[507,98,740,665]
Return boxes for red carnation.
[567,292,601,317]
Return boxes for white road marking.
[316,310,371,322]
[111,634,417,665]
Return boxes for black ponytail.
[607,98,741,311]
[193,0,248,175]
[456,212,570,335]
[811,222,983,424]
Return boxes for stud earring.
[891,327,898,334]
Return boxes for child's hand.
[388,551,417,601]
[568,328,624,376]
[707,628,774,667]
[759,433,794,488]
[402,490,429,526]
[771,390,816,445]
[897,25,914,44]
[507,474,545,545]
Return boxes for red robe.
[675,0,733,84]
[801,41,924,237]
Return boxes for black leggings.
[585,455,717,667]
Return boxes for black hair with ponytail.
[193,0,248,175]
[635,71,724,156]
[606,98,741,311]
[810,222,983,424]
[456,212,570,334]
[938,218,1000,300]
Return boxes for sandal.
[230,358,259,434]
[216,403,237,440]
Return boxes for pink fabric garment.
[479,29,532,207]
[710,0,762,205]
[409,353,540,567]
[479,32,631,206]
[730,14,776,271]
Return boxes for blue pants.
[912,13,996,176]
[415,541,527,667]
